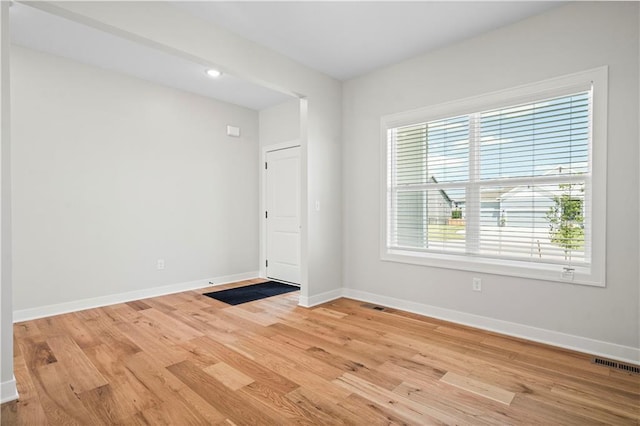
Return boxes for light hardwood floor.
[2,279,639,425]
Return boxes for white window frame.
[380,67,608,286]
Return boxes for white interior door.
[265,146,301,284]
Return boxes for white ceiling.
[10,1,563,110]
[173,1,563,81]
[9,2,292,110]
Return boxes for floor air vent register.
[592,357,640,375]
[361,303,388,312]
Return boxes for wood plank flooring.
[2,278,639,425]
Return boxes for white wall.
[11,46,260,313]
[37,1,343,302]
[259,98,300,148]
[0,1,17,404]
[343,2,639,357]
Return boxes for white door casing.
[265,146,301,284]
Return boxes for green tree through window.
[546,183,584,260]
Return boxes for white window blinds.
[387,90,591,270]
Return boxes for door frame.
[260,141,301,281]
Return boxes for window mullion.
[388,128,397,249]
[467,113,481,255]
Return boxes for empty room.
[1,1,639,424]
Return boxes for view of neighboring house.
[416,165,586,262]
[431,165,584,229]
[427,176,455,225]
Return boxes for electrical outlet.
[472,277,482,292]
[157,259,165,270]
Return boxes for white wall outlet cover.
[472,277,482,291]
[226,125,240,137]
[561,269,575,281]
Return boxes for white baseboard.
[298,288,343,308]
[13,271,259,323]
[341,288,640,365]
[1,376,18,404]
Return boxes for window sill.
[381,249,604,287]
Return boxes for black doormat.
[203,281,299,305]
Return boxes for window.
[381,68,607,286]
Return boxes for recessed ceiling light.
[206,69,222,78]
